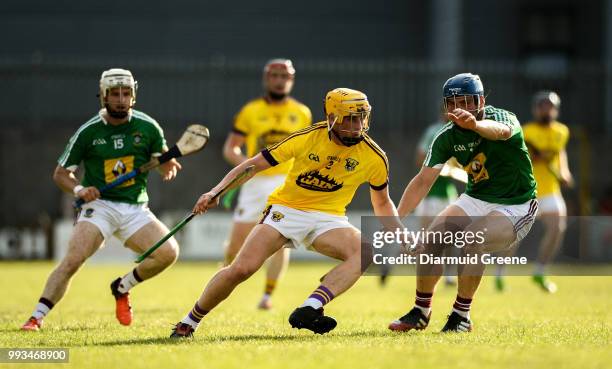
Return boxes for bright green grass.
[0,261,610,369]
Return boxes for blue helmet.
[442,73,484,98]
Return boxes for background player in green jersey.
[388,73,538,333]
[21,68,182,331]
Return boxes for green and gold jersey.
[58,109,167,204]
[424,105,536,205]
[418,122,458,200]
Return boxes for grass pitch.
[0,261,610,369]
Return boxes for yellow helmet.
[324,88,371,146]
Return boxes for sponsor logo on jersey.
[296,170,343,192]
[104,155,135,187]
[92,138,107,146]
[271,211,284,222]
[344,158,359,171]
[464,152,489,183]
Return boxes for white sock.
[452,307,470,319]
[414,305,431,316]
[31,302,51,320]
[261,293,271,302]
[180,315,200,330]
[301,298,323,310]
[117,269,141,294]
[534,262,546,276]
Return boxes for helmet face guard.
[443,94,482,115]
[442,73,484,118]
[325,88,371,146]
[329,109,371,146]
[99,68,137,118]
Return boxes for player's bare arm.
[370,186,399,217]
[447,108,511,140]
[52,165,100,202]
[222,132,248,166]
[397,165,441,217]
[558,149,574,187]
[193,153,270,214]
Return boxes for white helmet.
[99,68,138,108]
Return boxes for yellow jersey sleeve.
[363,136,389,190]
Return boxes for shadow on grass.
[87,329,394,347]
[0,325,103,334]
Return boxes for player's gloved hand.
[158,158,182,181]
[193,191,220,215]
[77,186,101,203]
[447,108,477,130]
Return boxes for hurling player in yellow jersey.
[170,88,401,338]
[222,59,311,309]
[495,91,573,293]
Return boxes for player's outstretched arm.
[447,109,511,141]
[397,166,441,217]
[370,186,406,231]
[192,153,270,214]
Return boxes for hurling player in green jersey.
[388,73,537,333]
[21,69,182,331]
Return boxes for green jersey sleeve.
[486,107,521,138]
[423,124,452,169]
[58,124,91,171]
[150,123,167,155]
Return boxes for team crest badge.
[271,211,285,222]
[84,208,95,218]
[464,152,489,183]
[345,158,359,172]
[132,132,143,146]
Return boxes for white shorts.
[77,199,157,243]
[234,175,286,223]
[538,194,566,215]
[453,193,539,243]
[414,197,453,217]
[260,204,357,249]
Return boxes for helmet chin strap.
[330,128,363,147]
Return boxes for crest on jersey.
[132,131,144,146]
[271,211,285,222]
[464,152,489,183]
[344,158,359,172]
[296,170,343,192]
[84,208,95,218]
